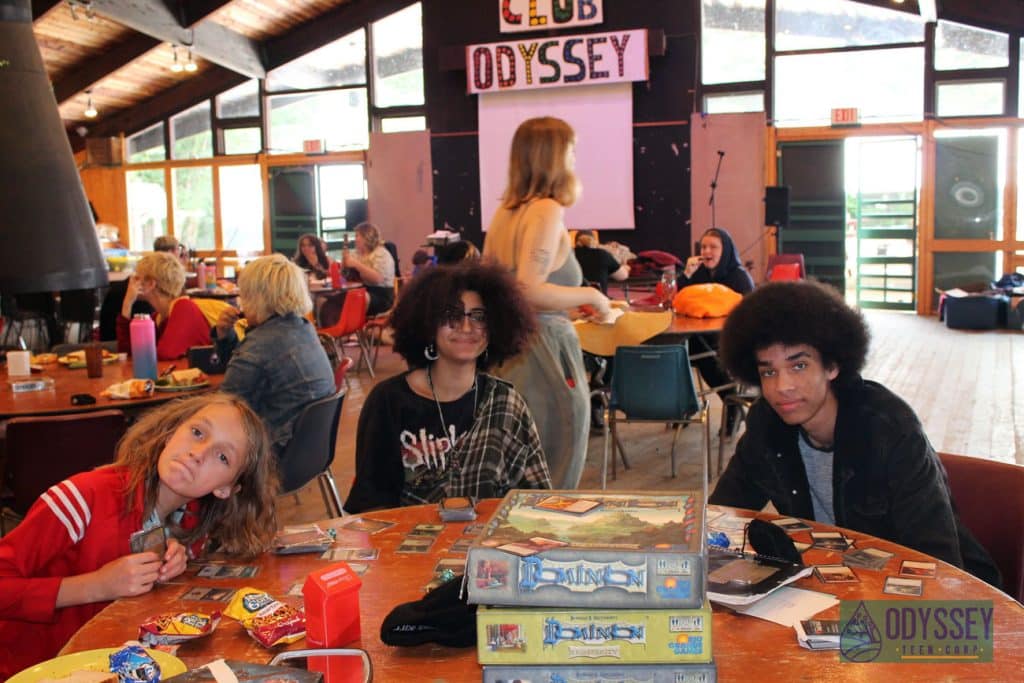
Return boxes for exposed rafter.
[87,0,265,79]
[179,0,233,27]
[52,33,159,103]
[31,0,61,21]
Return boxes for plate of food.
[30,353,58,365]
[155,368,210,392]
[57,349,119,368]
[8,647,186,682]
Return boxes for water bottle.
[205,260,218,289]
[196,261,207,290]
[329,260,342,288]
[130,314,158,380]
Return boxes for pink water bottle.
[196,261,207,291]
[129,314,158,380]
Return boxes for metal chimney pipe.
[0,0,108,293]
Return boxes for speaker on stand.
[764,186,790,228]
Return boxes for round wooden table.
[0,359,223,419]
[60,502,1024,682]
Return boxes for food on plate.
[155,368,208,388]
[58,349,118,365]
[31,352,58,364]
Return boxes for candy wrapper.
[139,611,221,646]
[109,644,161,682]
[224,587,306,648]
[101,379,155,399]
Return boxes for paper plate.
[154,381,211,392]
[8,647,187,682]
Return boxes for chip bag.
[139,611,221,646]
[109,645,161,682]
[224,587,306,647]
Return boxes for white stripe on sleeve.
[41,490,81,543]
[51,483,87,540]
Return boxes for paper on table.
[731,586,838,627]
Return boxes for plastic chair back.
[766,253,805,281]
[320,288,368,339]
[611,345,699,419]
[278,390,346,515]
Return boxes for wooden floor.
[279,311,1023,526]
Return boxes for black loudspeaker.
[934,137,998,239]
[345,198,368,227]
[764,186,790,227]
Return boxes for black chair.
[277,389,346,518]
[51,340,118,356]
[58,288,99,344]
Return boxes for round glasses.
[443,307,487,330]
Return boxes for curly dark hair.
[718,280,870,386]
[391,261,537,370]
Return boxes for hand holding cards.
[130,526,167,559]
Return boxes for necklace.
[426,364,477,439]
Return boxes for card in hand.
[130,526,167,559]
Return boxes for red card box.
[303,561,363,648]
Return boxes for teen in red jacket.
[0,393,279,678]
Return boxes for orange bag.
[672,283,742,318]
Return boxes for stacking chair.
[718,385,760,472]
[58,288,99,344]
[766,253,806,282]
[317,288,374,378]
[938,452,1024,602]
[602,345,710,489]
[278,389,347,518]
[1,410,127,534]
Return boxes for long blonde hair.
[116,393,278,557]
[501,116,579,210]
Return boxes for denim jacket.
[214,313,334,453]
[710,375,1001,588]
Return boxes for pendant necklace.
[426,363,477,439]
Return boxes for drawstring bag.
[380,576,477,647]
[672,283,742,318]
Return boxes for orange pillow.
[672,283,743,318]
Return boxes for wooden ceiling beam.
[52,32,159,103]
[179,0,232,28]
[88,0,265,79]
[31,0,61,21]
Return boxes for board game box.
[483,661,717,683]
[466,490,705,609]
[477,602,713,665]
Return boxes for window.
[266,29,366,92]
[371,3,424,107]
[705,92,764,114]
[319,164,366,255]
[216,80,259,118]
[933,252,1000,294]
[933,130,1004,240]
[701,0,765,85]
[936,81,1005,117]
[171,101,212,160]
[126,169,167,249]
[268,90,369,153]
[380,116,427,133]
[172,166,214,250]
[775,0,924,52]
[126,123,165,163]
[219,165,264,252]
[935,21,1008,71]
[224,128,262,155]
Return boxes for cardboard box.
[483,662,717,683]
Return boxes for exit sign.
[831,107,860,126]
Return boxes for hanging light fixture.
[184,47,197,72]
[169,44,184,73]
[83,89,97,118]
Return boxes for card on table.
[130,526,167,558]
[899,560,937,578]
[196,563,259,579]
[814,564,860,584]
[533,495,601,515]
[843,547,894,570]
[462,523,485,536]
[772,517,812,532]
[408,523,445,537]
[396,538,434,553]
[449,537,473,553]
[423,558,467,591]
[178,585,237,602]
[884,576,924,596]
[335,516,396,534]
[320,547,379,562]
[810,531,852,551]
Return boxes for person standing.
[483,117,611,489]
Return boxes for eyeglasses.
[443,307,487,330]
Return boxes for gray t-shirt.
[798,431,835,525]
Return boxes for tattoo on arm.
[530,248,552,271]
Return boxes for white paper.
[732,586,838,627]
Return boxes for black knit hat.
[380,576,477,647]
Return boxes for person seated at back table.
[212,254,334,455]
[293,232,333,280]
[116,252,210,360]
[708,280,1001,587]
[344,261,551,513]
[341,222,396,316]
[574,230,629,295]
[100,235,191,341]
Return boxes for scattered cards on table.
[772,517,812,533]
[449,537,473,553]
[396,537,434,553]
[424,558,467,591]
[810,531,852,551]
[795,619,841,650]
[196,563,259,579]
[273,524,334,555]
[814,564,859,584]
[884,576,924,596]
[333,516,395,534]
[408,523,444,537]
[178,585,237,602]
[321,547,379,562]
[899,560,937,578]
[843,547,894,571]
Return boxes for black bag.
[186,345,227,375]
[380,576,476,647]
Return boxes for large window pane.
[224,127,262,155]
[216,79,259,118]
[126,169,167,249]
[934,131,1003,240]
[705,91,764,113]
[171,101,212,160]
[266,29,366,92]
[219,165,264,253]
[934,251,999,294]
[936,81,1005,117]
[173,166,214,250]
[775,0,923,52]
[268,89,369,153]
[774,48,923,127]
[701,0,765,85]
[381,116,426,133]
[319,164,365,219]
[126,123,165,163]
[372,2,424,107]
[935,20,1008,71]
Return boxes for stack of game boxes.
[466,490,717,683]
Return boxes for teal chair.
[602,345,711,489]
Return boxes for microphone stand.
[708,150,725,228]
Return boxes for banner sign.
[499,0,604,33]
[467,29,648,94]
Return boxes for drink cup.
[85,344,104,378]
[7,350,31,376]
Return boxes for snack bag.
[224,587,306,648]
[101,379,155,399]
[139,611,221,646]
[109,644,161,682]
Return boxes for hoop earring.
[480,348,489,364]
[424,343,438,361]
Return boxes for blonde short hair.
[136,251,186,298]
[355,222,381,251]
[501,116,578,210]
[238,253,312,322]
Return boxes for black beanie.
[380,576,477,647]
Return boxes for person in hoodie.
[677,227,755,434]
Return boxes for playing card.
[336,517,395,534]
[899,560,937,578]
[772,517,812,532]
[814,564,859,583]
[843,547,893,570]
[810,531,851,551]
[396,538,434,553]
[320,547,379,561]
[884,576,924,596]
[408,523,444,537]
[130,526,167,558]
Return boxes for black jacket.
[710,375,1001,588]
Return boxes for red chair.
[317,288,373,378]
[766,253,805,282]
[332,356,355,393]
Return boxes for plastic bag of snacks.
[224,587,306,647]
[139,611,221,646]
[109,645,162,682]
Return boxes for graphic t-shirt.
[398,385,476,495]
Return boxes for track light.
[170,44,184,73]
[84,91,97,119]
[184,48,197,72]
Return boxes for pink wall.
[689,112,768,282]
